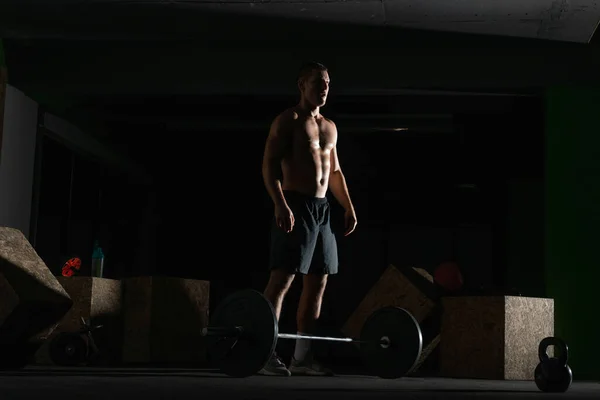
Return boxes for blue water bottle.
[91,240,105,278]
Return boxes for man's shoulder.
[268,108,297,135]
[321,115,337,129]
[276,107,299,122]
[271,107,299,129]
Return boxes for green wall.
[545,86,600,381]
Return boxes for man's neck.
[297,99,320,118]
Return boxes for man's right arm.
[262,113,291,207]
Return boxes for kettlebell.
[534,336,573,392]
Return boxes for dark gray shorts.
[269,191,338,275]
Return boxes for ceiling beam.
[4,39,591,99]
[42,112,152,183]
[0,0,599,42]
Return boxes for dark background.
[29,93,544,299]
[1,0,598,378]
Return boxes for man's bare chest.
[291,120,336,151]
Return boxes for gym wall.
[32,118,157,278]
[0,84,39,239]
[545,85,600,380]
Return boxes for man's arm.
[262,113,291,207]
[328,122,357,236]
[328,145,354,213]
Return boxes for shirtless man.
[259,62,357,376]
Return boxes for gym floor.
[1,367,598,399]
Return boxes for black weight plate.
[360,307,423,379]
[49,332,88,366]
[208,289,278,377]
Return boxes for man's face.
[300,69,330,107]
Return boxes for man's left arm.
[328,133,357,236]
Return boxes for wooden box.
[122,276,210,365]
[34,276,123,365]
[440,296,554,380]
[0,227,72,366]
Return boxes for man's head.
[297,62,330,108]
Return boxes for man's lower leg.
[295,297,320,361]
[290,294,333,376]
[294,274,327,363]
[257,270,295,377]
[263,270,294,321]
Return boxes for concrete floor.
[1,367,599,400]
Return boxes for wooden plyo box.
[440,296,554,380]
[34,276,123,366]
[0,227,73,366]
[122,276,210,365]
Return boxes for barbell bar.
[278,333,390,347]
[202,327,390,345]
[201,289,423,378]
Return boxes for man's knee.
[303,273,328,295]
[266,269,295,295]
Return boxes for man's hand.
[275,203,295,233]
[344,208,357,236]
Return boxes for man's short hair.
[297,61,328,84]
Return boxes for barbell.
[201,289,423,378]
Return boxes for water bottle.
[91,240,105,278]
